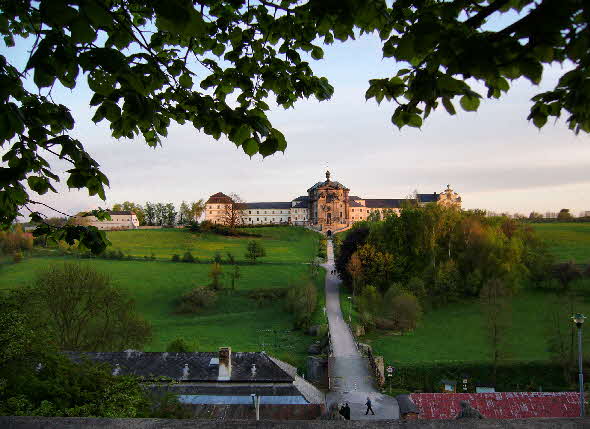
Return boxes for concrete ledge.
[1,417,589,429]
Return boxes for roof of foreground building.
[409,392,580,419]
[66,351,293,383]
[245,202,292,210]
[206,192,233,204]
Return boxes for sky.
[3,11,590,220]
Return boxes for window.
[257,211,259,214]
[217,205,220,209]
[249,210,251,214]
[257,218,259,221]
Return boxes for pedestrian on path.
[365,397,375,415]
[343,402,351,420]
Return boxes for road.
[322,239,399,420]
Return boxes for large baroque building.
[205,171,461,234]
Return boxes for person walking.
[456,401,484,419]
[343,402,351,420]
[365,397,375,415]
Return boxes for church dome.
[307,171,349,193]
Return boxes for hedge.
[388,361,582,393]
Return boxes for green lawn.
[531,223,590,264]
[105,226,320,263]
[0,254,325,368]
[363,290,590,365]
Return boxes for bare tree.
[221,193,246,228]
[479,278,511,385]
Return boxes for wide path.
[322,239,399,420]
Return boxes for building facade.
[205,171,462,234]
[74,210,140,230]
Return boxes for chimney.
[218,347,232,381]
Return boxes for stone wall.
[2,416,589,428]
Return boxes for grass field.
[105,226,320,263]
[0,256,325,367]
[362,290,590,365]
[531,223,590,264]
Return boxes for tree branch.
[463,0,511,29]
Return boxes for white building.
[75,210,139,230]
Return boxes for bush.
[177,287,217,313]
[213,252,223,264]
[25,262,152,351]
[248,288,287,305]
[245,240,266,263]
[13,251,23,263]
[181,251,195,263]
[389,292,422,332]
[285,280,318,329]
[171,254,180,262]
[166,338,195,352]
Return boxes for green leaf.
[407,114,422,128]
[311,47,324,60]
[70,18,97,44]
[532,114,548,128]
[179,74,193,89]
[242,138,258,157]
[229,124,251,146]
[442,97,456,115]
[460,95,480,112]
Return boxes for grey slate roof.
[292,196,309,201]
[348,196,362,200]
[66,351,293,383]
[292,201,309,208]
[395,394,420,415]
[364,199,407,209]
[349,201,364,207]
[417,193,439,203]
[245,202,292,210]
[108,210,134,215]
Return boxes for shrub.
[245,240,266,263]
[166,338,195,352]
[390,292,422,332]
[26,262,152,350]
[181,251,195,263]
[150,252,156,260]
[177,287,217,313]
[208,263,223,290]
[285,280,317,329]
[171,254,180,262]
[213,252,223,264]
[13,251,23,263]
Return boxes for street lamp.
[572,313,586,417]
[347,296,352,323]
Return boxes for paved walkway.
[322,239,399,420]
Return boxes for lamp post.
[572,313,586,417]
[347,296,352,323]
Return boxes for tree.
[245,240,266,263]
[222,193,246,228]
[178,201,190,225]
[479,278,511,384]
[6,0,586,253]
[154,203,166,226]
[529,211,544,221]
[24,262,152,351]
[144,202,156,226]
[557,208,574,221]
[209,262,224,290]
[388,291,422,333]
[191,200,206,222]
[229,265,241,291]
[164,202,177,226]
[346,251,363,299]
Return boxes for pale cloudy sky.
[3,21,590,219]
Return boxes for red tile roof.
[409,392,580,419]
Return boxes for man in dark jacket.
[365,397,375,415]
[456,401,484,419]
[342,402,351,420]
